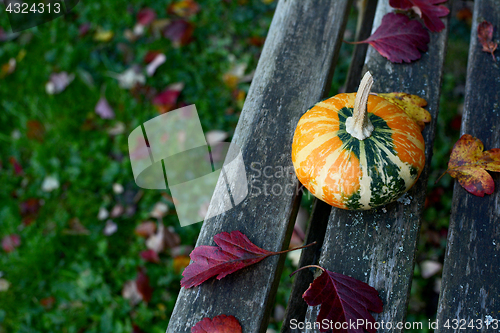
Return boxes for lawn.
[0,0,469,332]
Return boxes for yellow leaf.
[94,28,114,42]
[377,92,431,130]
[173,255,191,273]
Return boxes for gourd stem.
[345,71,374,140]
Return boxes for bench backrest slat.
[300,1,451,331]
[166,1,353,332]
[436,0,500,327]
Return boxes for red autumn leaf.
[20,198,41,226]
[153,83,184,113]
[78,23,91,37]
[27,120,45,142]
[389,0,450,32]
[136,267,153,303]
[477,21,498,61]
[353,13,429,63]
[2,234,21,253]
[191,314,242,333]
[132,324,146,333]
[163,19,194,46]
[40,296,56,309]
[9,156,23,175]
[140,249,161,263]
[296,265,383,333]
[144,50,162,64]
[137,8,157,26]
[168,0,200,18]
[441,134,500,197]
[181,230,315,288]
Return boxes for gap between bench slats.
[299,1,451,332]
[165,0,353,332]
[436,0,500,329]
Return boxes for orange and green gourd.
[292,72,425,210]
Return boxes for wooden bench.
[167,0,500,332]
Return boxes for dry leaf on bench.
[295,265,383,333]
[478,20,498,61]
[440,134,500,196]
[191,314,242,333]
[389,0,450,32]
[181,230,315,288]
[350,13,429,63]
[377,92,430,130]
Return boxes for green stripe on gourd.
[336,107,419,210]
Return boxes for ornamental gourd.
[292,72,425,210]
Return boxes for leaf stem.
[273,241,317,256]
[434,169,449,184]
[289,264,324,278]
[345,71,374,140]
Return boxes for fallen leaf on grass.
[438,134,500,196]
[136,267,153,303]
[109,66,145,89]
[191,314,242,333]
[137,8,157,26]
[40,296,56,309]
[146,223,180,253]
[389,0,450,32]
[349,13,429,63]
[0,58,16,79]
[168,0,200,18]
[293,265,383,333]
[205,130,228,146]
[163,20,194,46]
[46,72,75,94]
[78,23,91,37]
[2,234,21,253]
[377,92,430,130]
[135,221,157,238]
[146,53,166,76]
[95,97,115,119]
[20,198,41,226]
[0,279,10,292]
[173,255,191,273]
[27,120,45,141]
[41,175,59,192]
[478,21,497,61]
[152,83,184,113]
[181,230,316,288]
[150,202,169,219]
[63,218,90,235]
[141,249,160,263]
[93,28,114,42]
[9,157,23,175]
[103,220,118,236]
[134,8,157,36]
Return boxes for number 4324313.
[5,2,61,14]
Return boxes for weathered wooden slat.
[281,1,378,331]
[436,0,500,330]
[298,1,451,332]
[166,1,352,332]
